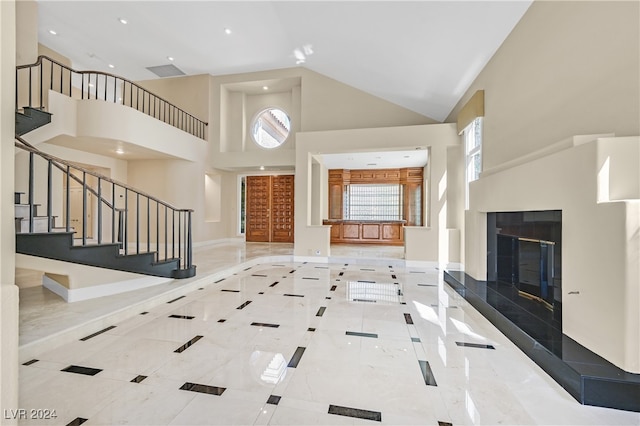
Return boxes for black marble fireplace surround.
[444,270,640,412]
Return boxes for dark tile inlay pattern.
[326,296,332,300]
[346,331,378,339]
[438,422,453,426]
[328,404,382,422]
[244,267,252,271]
[418,360,437,386]
[251,274,268,277]
[418,284,437,287]
[214,278,225,283]
[361,268,375,271]
[330,285,337,291]
[287,346,306,368]
[456,341,495,350]
[353,298,376,303]
[140,312,149,315]
[308,327,316,332]
[180,382,226,396]
[391,274,397,279]
[174,335,203,353]
[411,337,421,342]
[221,289,240,293]
[22,359,39,366]
[357,280,376,284]
[131,375,147,383]
[289,270,296,274]
[236,300,252,309]
[80,325,116,341]
[315,266,329,269]
[167,296,186,304]
[267,395,281,405]
[404,313,414,325]
[338,272,344,276]
[283,293,304,298]
[270,281,279,287]
[259,292,264,294]
[251,322,280,328]
[303,277,319,280]
[61,365,102,376]
[217,319,226,323]
[168,314,195,320]
[316,306,326,317]
[66,418,88,426]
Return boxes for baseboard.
[293,256,329,264]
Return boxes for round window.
[251,108,291,149]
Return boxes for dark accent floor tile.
[236,300,252,309]
[308,327,316,332]
[456,341,495,350]
[259,292,264,295]
[346,331,378,339]
[358,280,376,283]
[418,283,437,287]
[302,277,319,280]
[167,296,186,304]
[251,322,280,328]
[338,272,344,276]
[330,285,337,291]
[360,268,375,271]
[252,274,268,277]
[391,274,397,279]
[289,270,296,274]
[401,302,407,305]
[66,418,88,426]
[80,325,116,341]
[284,293,304,297]
[174,335,203,353]
[410,271,426,274]
[325,296,331,300]
[353,298,376,303]
[214,278,225,283]
[221,289,240,293]
[316,306,326,317]
[448,306,459,309]
[272,264,285,267]
[288,347,306,368]
[140,312,149,315]
[411,337,421,342]
[168,315,195,320]
[180,382,226,396]
[22,359,39,366]
[131,375,147,383]
[244,267,252,271]
[404,313,414,324]
[267,395,281,405]
[438,422,453,426]
[270,281,279,287]
[61,365,102,376]
[418,360,437,386]
[198,288,204,290]
[328,404,381,422]
[217,319,226,323]
[315,266,329,269]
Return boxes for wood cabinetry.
[326,167,423,245]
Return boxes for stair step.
[15,107,52,136]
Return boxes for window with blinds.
[344,184,403,220]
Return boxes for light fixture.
[224,28,232,35]
[115,148,124,155]
[262,86,269,91]
[108,64,115,69]
[259,166,265,171]
[118,18,128,25]
[48,30,57,35]
[167,56,174,62]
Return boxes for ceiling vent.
[146,64,185,78]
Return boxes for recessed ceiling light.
[118,18,128,24]
[262,86,269,91]
[115,148,124,155]
[167,56,174,61]
[108,64,115,69]
[48,30,57,35]
[224,28,232,35]
[259,166,265,171]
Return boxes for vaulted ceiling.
[36,1,532,122]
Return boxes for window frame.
[464,117,483,210]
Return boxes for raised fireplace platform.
[444,270,640,412]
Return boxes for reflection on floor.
[16,242,639,425]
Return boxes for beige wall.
[1,0,18,420]
[446,0,640,171]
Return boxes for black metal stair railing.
[14,136,194,277]
[16,55,207,139]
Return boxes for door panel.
[271,175,294,243]
[246,176,271,242]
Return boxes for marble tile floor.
[15,248,640,425]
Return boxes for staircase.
[14,137,196,279]
[15,107,52,136]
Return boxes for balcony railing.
[14,136,194,275]
[16,55,207,139]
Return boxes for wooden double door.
[246,175,294,243]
